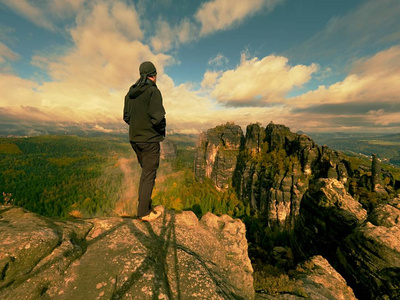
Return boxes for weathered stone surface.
[369,197,400,228]
[337,198,400,300]
[255,256,357,300]
[264,123,296,152]
[294,256,357,300]
[231,123,356,232]
[194,123,243,190]
[0,205,254,300]
[294,178,367,260]
[245,123,266,154]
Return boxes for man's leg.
[134,142,160,217]
[130,142,143,167]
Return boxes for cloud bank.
[1,0,400,135]
[205,53,318,106]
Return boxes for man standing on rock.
[123,61,166,221]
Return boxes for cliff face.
[0,206,254,300]
[195,122,400,299]
[196,122,349,230]
[337,197,400,300]
[194,123,243,190]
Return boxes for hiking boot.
[138,210,162,222]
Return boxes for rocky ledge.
[0,206,254,300]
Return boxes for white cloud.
[0,0,89,31]
[284,45,400,132]
[158,73,293,134]
[195,0,283,36]
[149,0,284,52]
[291,45,400,110]
[209,53,317,106]
[201,71,220,89]
[294,0,400,60]
[150,18,197,52]
[0,1,170,125]
[47,0,86,19]
[2,0,399,135]
[208,53,229,68]
[367,110,400,126]
[0,0,56,31]
[0,42,19,63]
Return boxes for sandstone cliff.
[196,122,350,230]
[0,205,254,300]
[337,197,400,300]
[194,123,243,190]
[195,122,400,299]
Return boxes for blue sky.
[1,0,400,135]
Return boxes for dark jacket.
[123,79,166,142]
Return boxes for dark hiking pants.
[130,142,160,217]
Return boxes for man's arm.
[148,87,166,136]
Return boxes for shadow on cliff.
[100,211,241,300]
[112,213,180,299]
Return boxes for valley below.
[1,123,400,299]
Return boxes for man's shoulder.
[147,84,162,96]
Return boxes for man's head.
[139,61,157,78]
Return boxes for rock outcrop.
[233,123,349,230]
[255,256,357,300]
[337,197,400,300]
[0,205,254,300]
[195,123,243,190]
[294,256,357,300]
[195,122,400,299]
[294,178,368,261]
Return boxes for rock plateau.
[0,205,254,300]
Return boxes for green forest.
[2,133,400,296]
[0,134,244,219]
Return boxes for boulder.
[255,256,357,300]
[337,197,400,300]
[0,205,254,299]
[294,178,367,260]
[293,256,357,300]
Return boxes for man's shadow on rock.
[111,211,180,300]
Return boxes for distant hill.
[308,132,400,166]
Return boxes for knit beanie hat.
[139,61,157,77]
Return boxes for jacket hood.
[128,79,155,99]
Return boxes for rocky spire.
[371,154,382,190]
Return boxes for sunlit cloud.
[149,0,284,52]
[367,110,400,127]
[150,17,197,52]
[0,0,56,31]
[160,73,291,134]
[291,45,400,110]
[201,71,220,89]
[0,42,19,63]
[208,53,229,68]
[195,0,283,36]
[286,45,400,132]
[293,0,400,61]
[0,0,88,31]
[1,1,171,125]
[208,53,318,106]
[1,0,400,136]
